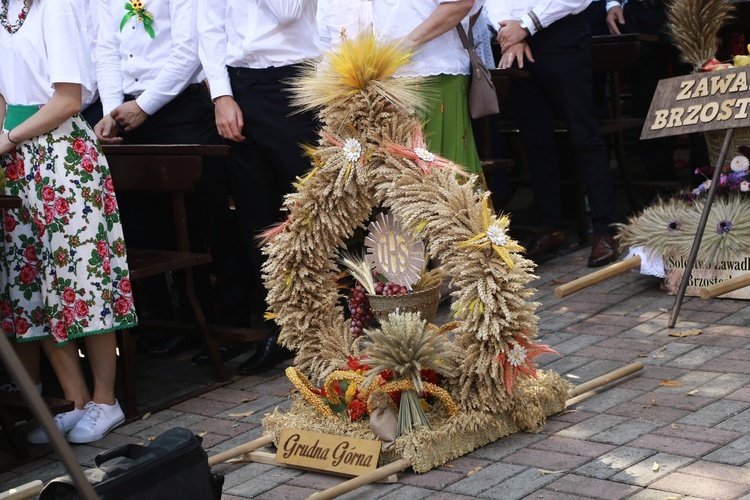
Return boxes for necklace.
[0,0,29,34]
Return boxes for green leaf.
[119,11,135,31]
[144,22,155,39]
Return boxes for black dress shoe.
[237,338,295,376]
[146,335,198,358]
[588,235,619,267]
[526,230,567,262]
[191,345,247,365]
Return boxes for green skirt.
[420,74,482,176]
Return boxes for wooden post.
[568,362,643,398]
[307,458,413,500]
[208,434,274,467]
[668,129,734,327]
[699,273,750,299]
[554,256,641,298]
[0,481,43,500]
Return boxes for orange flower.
[497,338,557,395]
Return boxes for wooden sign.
[275,428,381,476]
[642,67,750,140]
[364,212,424,289]
[664,253,750,299]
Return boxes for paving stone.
[574,446,656,479]
[255,484,320,499]
[469,432,547,461]
[693,373,750,399]
[575,346,639,363]
[213,395,287,422]
[541,419,575,435]
[528,436,615,458]
[677,400,750,427]
[548,334,607,356]
[378,485,435,499]
[186,416,255,438]
[444,462,527,497]
[399,469,464,490]
[640,343,700,366]
[627,489,703,500]
[665,346,731,369]
[652,370,723,395]
[630,392,715,411]
[653,424,741,446]
[726,387,750,402]
[699,357,750,375]
[704,435,750,466]
[556,414,630,440]
[540,356,593,376]
[225,465,304,497]
[715,407,750,433]
[545,473,641,499]
[502,448,593,471]
[131,413,207,440]
[116,409,183,435]
[522,490,588,500]
[571,387,643,413]
[336,482,404,499]
[650,472,750,500]
[438,456,494,474]
[638,365,690,381]
[287,471,346,490]
[626,434,719,458]
[564,359,641,386]
[610,452,695,486]
[549,409,597,424]
[606,400,691,423]
[170,396,239,417]
[588,419,664,446]
[680,460,750,485]
[596,337,663,352]
[479,467,561,500]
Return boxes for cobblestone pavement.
[4,245,750,499]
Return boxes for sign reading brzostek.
[642,67,750,139]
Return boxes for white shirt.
[0,0,95,108]
[96,0,203,116]
[317,0,373,51]
[372,0,481,78]
[198,0,321,101]
[74,0,100,108]
[485,0,592,36]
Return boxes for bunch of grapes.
[348,282,373,337]
[374,281,408,296]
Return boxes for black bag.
[40,427,223,500]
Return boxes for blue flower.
[716,219,733,234]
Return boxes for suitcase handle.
[95,443,165,466]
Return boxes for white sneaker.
[66,400,125,444]
[26,407,86,444]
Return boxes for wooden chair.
[103,145,231,419]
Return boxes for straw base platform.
[263,370,569,473]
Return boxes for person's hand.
[498,41,534,69]
[110,101,148,132]
[214,96,246,142]
[0,133,15,156]
[94,115,123,144]
[497,20,528,52]
[606,6,624,35]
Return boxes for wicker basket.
[704,128,750,167]
[366,284,441,323]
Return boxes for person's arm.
[95,0,125,117]
[0,83,82,155]
[404,0,474,47]
[197,0,245,142]
[0,93,6,131]
[489,0,589,49]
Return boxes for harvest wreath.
[259,33,569,473]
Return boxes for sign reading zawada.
[642,67,750,140]
[275,428,381,476]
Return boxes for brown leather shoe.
[526,230,566,262]
[588,235,619,267]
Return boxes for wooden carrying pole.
[699,273,750,299]
[208,434,274,467]
[568,361,643,398]
[307,458,413,500]
[554,256,641,298]
[0,481,43,500]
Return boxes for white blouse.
[317,0,373,51]
[485,0,591,36]
[0,0,95,108]
[372,0,482,78]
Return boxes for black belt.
[124,82,204,102]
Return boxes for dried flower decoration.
[457,197,523,268]
[731,155,749,173]
[497,338,557,395]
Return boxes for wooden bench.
[103,144,233,419]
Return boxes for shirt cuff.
[208,76,233,101]
[101,97,124,117]
[605,1,622,11]
[521,12,541,36]
[135,90,171,116]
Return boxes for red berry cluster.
[374,281,408,296]
[348,282,373,337]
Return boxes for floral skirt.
[0,115,137,344]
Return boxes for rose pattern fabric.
[0,116,137,344]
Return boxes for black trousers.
[225,64,319,302]
[510,13,618,236]
[116,84,249,326]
